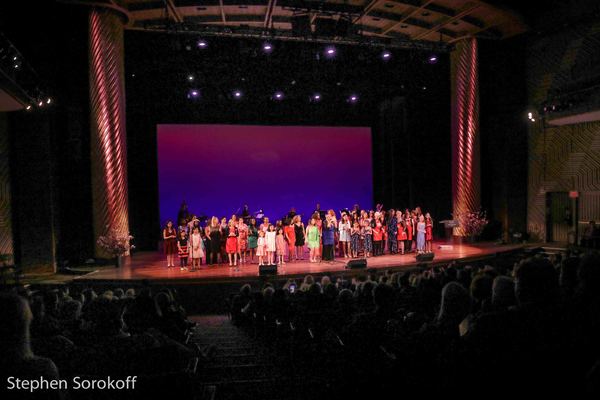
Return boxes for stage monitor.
[157,124,373,226]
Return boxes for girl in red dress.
[405,213,413,253]
[373,219,384,256]
[425,212,434,253]
[163,220,177,268]
[237,219,248,264]
[284,219,296,262]
[226,220,239,267]
[396,211,407,255]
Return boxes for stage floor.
[74,242,525,285]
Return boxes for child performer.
[276,226,287,265]
[189,226,205,271]
[177,230,189,271]
[237,218,249,264]
[397,217,407,255]
[226,220,239,267]
[247,218,258,263]
[306,218,321,263]
[387,209,398,254]
[163,220,177,268]
[265,224,277,265]
[405,212,414,253]
[373,219,383,256]
[293,216,305,260]
[362,219,373,258]
[416,215,426,254]
[425,212,434,253]
[350,222,361,258]
[284,220,296,262]
[256,230,266,266]
[338,213,352,258]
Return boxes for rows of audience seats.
[0,284,213,399]
[229,250,600,396]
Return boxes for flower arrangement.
[458,210,489,238]
[96,226,135,257]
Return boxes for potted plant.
[460,210,489,242]
[96,227,135,268]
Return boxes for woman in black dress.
[208,216,222,265]
[293,215,306,260]
[163,220,177,268]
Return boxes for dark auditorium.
[1,0,600,399]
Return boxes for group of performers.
[162,203,434,271]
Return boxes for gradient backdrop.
[157,124,373,225]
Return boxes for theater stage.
[74,242,525,286]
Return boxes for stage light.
[348,94,358,103]
[187,75,195,82]
[25,105,32,110]
[38,100,44,107]
[233,90,243,99]
[197,39,208,48]
[262,42,273,53]
[381,50,392,60]
[311,93,321,102]
[528,112,533,119]
[273,91,284,100]
[428,54,438,64]
[187,89,200,99]
[46,98,52,104]
[325,45,336,58]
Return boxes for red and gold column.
[89,8,129,256]
[450,37,480,236]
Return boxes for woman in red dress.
[163,221,177,268]
[284,219,296,262]
[425,212,434,253]
[405,213,413,253]
[226,220,239,267]
[396,211,407,255]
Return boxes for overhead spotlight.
[348,94,358,103]
[528,112,533,119]
[187,89,200,99]
[38,100,44,107]
[427,54,438,64]
[381,50,392,60]
[187,75,195,82]
[197,39,208,49]
[262,42,273,53]
[324,45,336,58]
[13,56,18,61]
[311,93,321,102]
[25,105,32,110]
[233,90,243,99]
[46,98,52,104]
[273,91,284,100]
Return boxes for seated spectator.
[0,293,64,400]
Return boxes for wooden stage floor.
[74,242,525,285]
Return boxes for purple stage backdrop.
[157,124,373,225]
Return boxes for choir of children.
[162,205,434,270]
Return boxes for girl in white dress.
[189,227,205,271]
[265,224,277,265]
[338,213,352,258]
[256,230,266,266]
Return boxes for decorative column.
[450,37,480,236]
[89,8,129,256]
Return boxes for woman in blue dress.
[416,215,426,254]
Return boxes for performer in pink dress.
[237,219,249,264]
[276,227,287,265]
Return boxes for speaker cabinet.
[346,258,367,269]
[259,264,278,276]
[415,253,435,262]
